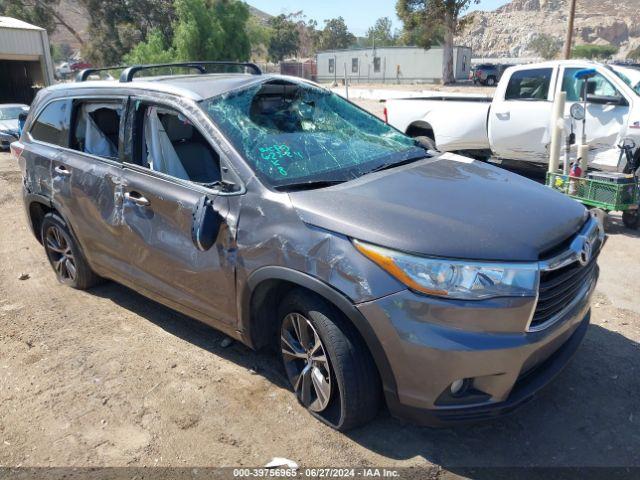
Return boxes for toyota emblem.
[579,239,592,266]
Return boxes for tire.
[278,289,381,431]
[414,135,438,152]
[41,213,102,289]
[486,76,497,87]
[623,209,640,229]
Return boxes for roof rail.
[118,61,262,82]
[76,66,127,82]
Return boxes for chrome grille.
[532,256,599,329]
[529,215,604,331]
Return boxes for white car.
[386,60,640,170]
[0,104,29,149]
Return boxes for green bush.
[572,44,619,60]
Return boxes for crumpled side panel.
[234,178,404,304]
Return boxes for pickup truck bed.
[387,96,492,153]
[385,60,640,169]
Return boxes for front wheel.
[278,290,381,431]
[486,76,497,86]
[623,209,640,229]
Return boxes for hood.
[288,153,587,262]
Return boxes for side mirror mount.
[191,195,223,251]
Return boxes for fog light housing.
[450,378,471,397]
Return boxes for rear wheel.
[414,135,438,152]
[41,213,102,289]
[623,209,640,229]
[278,290,381,431]
[486,76,497,86]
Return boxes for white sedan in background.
[0,104,29,149]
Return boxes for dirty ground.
[0,124,639,475]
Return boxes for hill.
[457,0,640,58]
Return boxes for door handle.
[124,191,151,207]
[54,165,71,176]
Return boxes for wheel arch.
[240,266,398,398]
[406,120,435,140]
[25,195,85,257]
[25,193,54,244]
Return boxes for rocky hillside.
[457,0,640,58]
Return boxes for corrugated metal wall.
[0,24,54,103]
[0,27,46,57]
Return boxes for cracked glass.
[201,80,423,189]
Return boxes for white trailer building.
[316,46,472,84]
[0,17,55,104]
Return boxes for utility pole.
[563,0,577,59]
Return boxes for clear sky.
[248,0,511,36]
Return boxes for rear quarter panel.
[387,97,492,151]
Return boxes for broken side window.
[134,103,221,185]
[71,101,123,159]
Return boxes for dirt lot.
[1,133,639,473]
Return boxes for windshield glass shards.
[201,80,424,189]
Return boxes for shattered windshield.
[201,80,424,189]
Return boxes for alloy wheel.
[44,225,77,283]
[281,312,333,412]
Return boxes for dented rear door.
[48,97,130,275]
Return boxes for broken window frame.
[69,99,125,161]
[123,96,229,191]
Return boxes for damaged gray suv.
[13,62,605,430]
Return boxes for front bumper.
[356,272,596,426]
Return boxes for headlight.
[353,240,539,300]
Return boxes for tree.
[286,12,320,58]
[0,0,85,46]
[267,14,300,62]
[80,0,176,66]
[317,17,356,51]
[396,0,479,85]
[124,0,251,67]
[571,44,618,60]
[247,15,272,61]
[51,42,73,63]
[123,29,175,65]
[366,17,396,47]
[528,34,561,60]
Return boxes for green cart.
[546,171,640,229]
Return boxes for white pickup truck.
[386,60,640,169]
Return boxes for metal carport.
[0,16,54,104]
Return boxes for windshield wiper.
[275,179,347,192]
[362,154,427,176]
